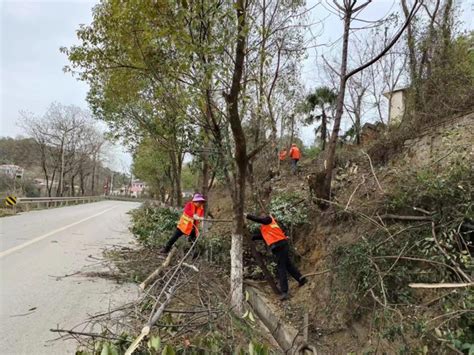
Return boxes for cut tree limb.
[380,214,432,221]
[139,249,199,291]
[409,282,474,289]
[139,248,177,290]
[127,236,202,354]
[431,221,471,283]
[362,151,384,193]
[125,283,178,355]
[302,269,331,278]
[200,218,233,223]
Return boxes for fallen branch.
[362,151,384,193]
[431,221,471,283]
[50,328,123,341]
[127,234,202,354]
[345,175,366,211]
[379,214,432,221]
[200,218,233,223]
[409,282,474,289]
[125,283,178,355]
[182,262,199,272]
[412,207,433,215]
[139,249,176,290]
[302,269,331,278]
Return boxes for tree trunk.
[226,0,248,315]
[289,114,295,149]
[80,171,85,196]
[200,141,210,235]
[71,175,75,197]
[355,92,364,145]
[58,140,65,197]
[169,150,182,207]
[440,0,453,65]
[402,0,420,108]
[91,153,97,194]
[321,8,351,200]
[321,109,327,150]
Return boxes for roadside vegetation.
[50,0,474,353]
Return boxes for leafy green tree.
[64,0,306,313]
[63,1,197,205]
[303,87,337,150]
[132,138,170,202]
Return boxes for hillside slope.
[207,112,473,354]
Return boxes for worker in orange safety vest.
[288,143,301,175]
[160,193,206,254]
[279,149,287,161]
[245,212,307,300]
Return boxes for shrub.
[268,192,308,228]
[129,203,231,265]
[129,203,179,247]
[332,159,473,352]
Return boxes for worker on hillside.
[289,143,301,175]
[279,149,287,161]
[245,212,307,300]
[160,193,206,254]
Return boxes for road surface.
[0,200,142,354]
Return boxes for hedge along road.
[0,200,141,354]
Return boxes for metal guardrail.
[18,196,101,203]
[3,195,157,212]
[16,196,102,210]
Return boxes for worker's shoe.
[298,277,308,287]
[159,247,169,255]
[279,292,289,301]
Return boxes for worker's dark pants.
[164,228,196,252]
[271,241,302,293]
[291,159,299,174]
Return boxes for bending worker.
[289,143,301,175]
[245,212,307,300]
[161,193,206,254]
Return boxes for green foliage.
[268,192,308,228]
[0,137,39,168]
[332,159,473,352]
[180,164,197,191]
[129,203,231,265]
[248,341,270,355]
[130,204,180,247]
[197,232,231,265]
[406,32,474,125]
[387,161,473,223]
[303,145,322,160]
[132,138,173,200]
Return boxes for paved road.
[0,201,142,354]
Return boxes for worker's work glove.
[243,212,248,218]
[193,214,203,221]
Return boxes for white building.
[383,88,407,124]
[129,180,147,197]
[0,164,24,179]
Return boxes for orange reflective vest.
[289,146,301,160]
[279,150,287,161]
[177,202,204,236]
[260,216,288,246]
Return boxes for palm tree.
[303,86,337,150]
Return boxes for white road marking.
[0,205,118,259]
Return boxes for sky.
[1,0,472,172]
[0,0,131,172]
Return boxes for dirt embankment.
[206,112,473,354]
